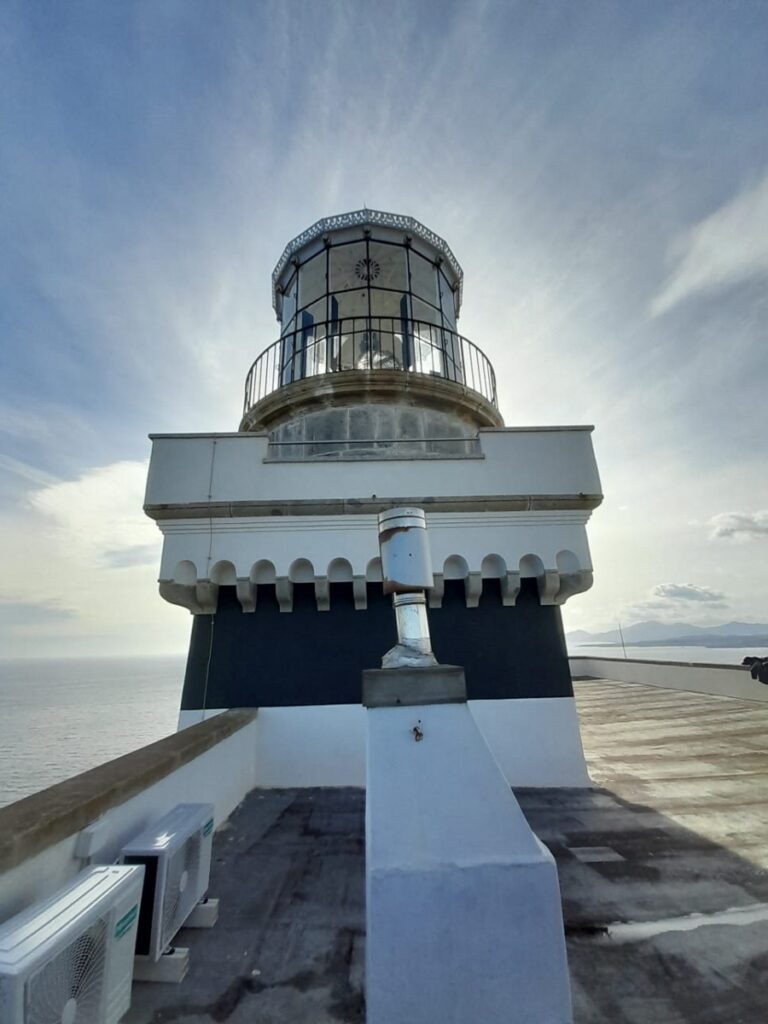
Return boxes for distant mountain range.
[567,621,768,648]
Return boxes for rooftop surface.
[125,680,768,1024]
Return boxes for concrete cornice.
[156,509,594,533]
[145,493,603,521]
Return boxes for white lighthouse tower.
[144,208,602,787]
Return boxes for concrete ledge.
[569,654,753,671]
[363,665,467,707]
[0,709,257,874]
[568,656,767,703]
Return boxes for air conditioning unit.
[121,803,214,961]
[0,864,144,1024]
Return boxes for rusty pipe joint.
[377,507,437,669]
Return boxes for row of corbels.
[159,569,592,615]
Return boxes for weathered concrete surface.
[362,665,466,707]
[240,369,503,434]
[125,788,365,1024]
[574,679,768,868]
[126,681,768,1023]
[516,680,768,1024]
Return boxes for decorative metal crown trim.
[271,208,464,313]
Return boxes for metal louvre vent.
[25,918,107,1024]
[160,832,202,948]
[354,257,381,282]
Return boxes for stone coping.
[569,654,750,671]
[0,709,257,875]
[148,424,595,439]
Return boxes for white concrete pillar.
[365,697,573,1024]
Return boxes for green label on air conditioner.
[203,818,214,837]
[114,904,139,939]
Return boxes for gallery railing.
[243,317,498,415]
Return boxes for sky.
[1,0,767,658]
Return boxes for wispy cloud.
[651,170,768,315]
[28,461,159,568]
[0,460,184,656]
[650,583,727,604]
[0,454,59,488]
[710,510,768,540]
[102,544,159,569]
[624,582,729,623]
[0,599,74,626]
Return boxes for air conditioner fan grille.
[25,917,107,1024]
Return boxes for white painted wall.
[0,720,259,923]
[145,427,601,508]
[569,657,768,703]
[366,701,573,1023]
[469,697,590,786]
[179,699,590,789]
[251,705,368,787]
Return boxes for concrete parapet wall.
[0,710,258,922]
[569,656,768,703]
[179,698,590,789]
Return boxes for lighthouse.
[144,208,602,788]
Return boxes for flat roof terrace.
[125,680,768,1024]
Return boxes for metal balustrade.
[243,317,498,416]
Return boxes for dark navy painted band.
[180,578,573,710]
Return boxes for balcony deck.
[125,680,768,1024]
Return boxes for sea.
[0,656,185,809]
[1,646,766,809]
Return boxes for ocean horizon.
[0,655,185,809]
[1,646,764,808]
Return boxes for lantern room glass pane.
[367,242,408,291]
[333,288,369,321]
[329,243,367,292]
[411,296,442,328]
[409,251,439,307]
[369,288,406,320]
[304,317,328,376]
[411,321,445,376]
[439,270,456,326]
[302,299,326,328]
[280,271,297,331]
[298,252,326,310]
